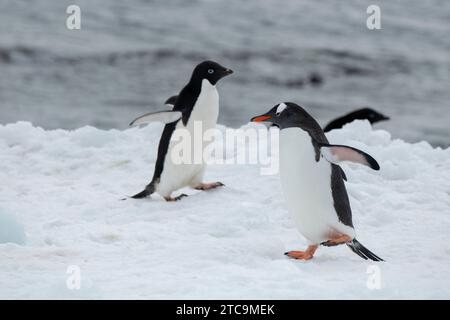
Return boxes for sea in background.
[1,0,449,146]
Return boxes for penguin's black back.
[175,81,201,126]
[324,108,387,132]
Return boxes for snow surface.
[1,120,449,299]
[0,209,26,245]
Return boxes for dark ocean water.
[1,0,449,146]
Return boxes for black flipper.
[131,182,155,199]
[165,95,178,106]
[346,239,384,262]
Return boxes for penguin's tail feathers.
[130,182,155,199]
[346,239,384,262]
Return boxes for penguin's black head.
[354,108,389,123]
[251,102,322,133]
[190,60,233,85]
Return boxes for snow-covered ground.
[1,120,449,299]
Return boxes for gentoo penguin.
[251,102,383,261]
[324,108,389,132]
[129,61,233,201]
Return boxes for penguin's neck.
[198,79,218,101]
[185,79,219,128]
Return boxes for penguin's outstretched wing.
[129,110,182,127]
[319,143,380,170]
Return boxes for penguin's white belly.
[156,80,219,197]
[279,128,349,244]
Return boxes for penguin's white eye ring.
[208,69,214,74]
[276,112,281,116]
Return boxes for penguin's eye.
[208,69,214,74]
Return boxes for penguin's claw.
[194,182,225,191]
[285,245,318,260]
[164,194,188,202]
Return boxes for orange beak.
[251,115,272,122]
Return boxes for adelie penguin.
[251,102,383,261]
[128,61,233,201]
[324,108,389,132]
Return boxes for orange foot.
[321,233,353,247]
[285,245,318,260]
[194,182,224,191]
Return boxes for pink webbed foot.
[194,182,225,191]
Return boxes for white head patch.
[276,103,287,115]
